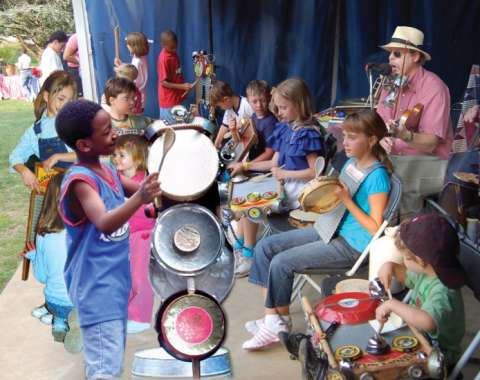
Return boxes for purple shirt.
[377,66,452,159]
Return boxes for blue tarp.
[85,0,480,118]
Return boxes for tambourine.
[288,209,319,229]
[298,176,341,214]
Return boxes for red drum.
[155,290,226,362]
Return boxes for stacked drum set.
[132,113,234,378]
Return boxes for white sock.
[265,314,290,333]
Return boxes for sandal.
[242,324,281,351]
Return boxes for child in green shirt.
[376,214,467,366]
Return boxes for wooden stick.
[301,295,338,369]
[114,26,120,61]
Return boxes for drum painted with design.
[155,290,226,361]
[228,175,285,221]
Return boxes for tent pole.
[208,0,214,54]
[330,0,341,107]
[72,0,99,102]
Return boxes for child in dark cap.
[376,213,466,366]
[55,100,161,379]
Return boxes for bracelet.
[242,161,249,171]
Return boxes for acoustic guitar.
[394,103,424,132]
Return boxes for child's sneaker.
[127,320,150,334]
[31,304,50,319]
[39,313,53,325]
[234,256,252,278]
[52,318,68,342]
[64,309,83,354]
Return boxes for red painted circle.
[315,292,380,325]
[175,306,213,344]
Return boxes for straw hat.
[381,26,431,61]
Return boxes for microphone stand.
[368,68,374,110]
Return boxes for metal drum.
[155,290,226,362]
[146,123,219,201]
[149,246,234,304]
[132,346,232,378]
[151,204,224,276]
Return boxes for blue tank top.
[60,164,131,327]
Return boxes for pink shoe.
[242,324,282,351]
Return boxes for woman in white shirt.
[39,31,68,85]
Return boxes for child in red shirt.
[157,30,193,123]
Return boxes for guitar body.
[398,103,424,132]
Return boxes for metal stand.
[368,68,374,109]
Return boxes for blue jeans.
[249,227,359,308]
[159,107,176,124]
[81,319,126,380]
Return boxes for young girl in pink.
[115,32,149,112]
[111,134,154,333]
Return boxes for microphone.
[365,63,392,76]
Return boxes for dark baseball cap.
[400,214,467,289]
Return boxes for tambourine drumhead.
[149,247,234,304]
[151,204,224,276]
[299,177,341,214]
[148,129,219,201]
[155,290,226,361]
[289,209,319,223]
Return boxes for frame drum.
[147,127,219,201]
[298,176,341,214]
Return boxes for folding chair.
[290,173,402,301]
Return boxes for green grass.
[0,100,34,291]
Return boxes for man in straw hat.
[376,26,452,217]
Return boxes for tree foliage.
[0,0,74,58]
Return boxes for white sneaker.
[31,305,49,319]
[245,318,264,335]
[39,313,53,325]
[235,256,252,278]
[245,317,292,335]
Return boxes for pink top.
[129,171,155,233]
[65,34,79,68]
[132,55,148,110]
[376,66,452,160]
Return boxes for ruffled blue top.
[267,121,324,170]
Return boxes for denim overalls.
[33,120,71,169]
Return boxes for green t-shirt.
[406,271,465,365]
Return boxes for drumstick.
[114,26,120,62]
[182,79,199,98]
[249,165,285,182]
[301,296,338,369]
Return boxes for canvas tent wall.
[73,0,480,118]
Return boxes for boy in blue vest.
[55,100,161,380]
